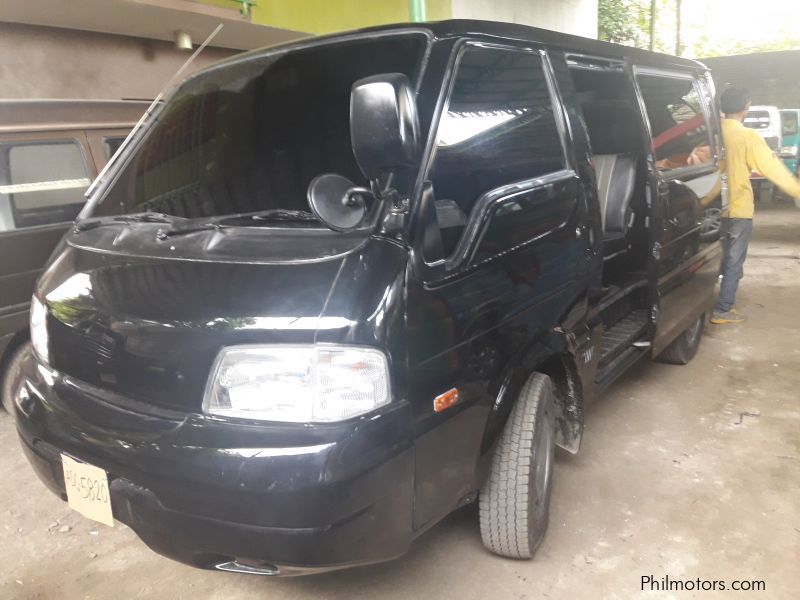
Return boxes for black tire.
[656,313,704,365]
[1,341,32,417]
[699,205,722,243]
[480,372,556,559]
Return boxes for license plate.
[61,454,114,527]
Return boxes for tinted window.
[97,34,427,222]
[473,180,576,264]
[781,112,798,136]
[104,137,126,159]
[428,47,564,256]
[637,74,713,170]
[0,141,90,231]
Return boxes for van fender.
[479,329,585,461]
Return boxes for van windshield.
[94,33,428,226]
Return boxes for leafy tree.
[599,0,800,58]
[598,0,649,47]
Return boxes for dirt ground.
[1,203,799,599]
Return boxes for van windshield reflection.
[92,33,428,232]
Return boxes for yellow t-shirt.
[721,118,800,219]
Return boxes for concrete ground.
[2,203,799,599]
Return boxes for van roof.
[0,99,150,134]
[204,19,709,77]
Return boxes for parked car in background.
[780,108,800,175]
[13,22,720,575]
[744,105,782,202]
[0,99,147,415]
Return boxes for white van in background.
[744,105,782,151]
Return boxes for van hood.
[37,233,407,414]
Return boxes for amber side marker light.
[434,388,459,413]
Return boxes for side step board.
[595,345,648,393]
[595,309,650,391]
[598,309,649,368]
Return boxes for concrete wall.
[0,23,237,100]
[450,0,598,38]
[1,0,599,100]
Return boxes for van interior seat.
[581,100,641,245]
[593,154,636,236]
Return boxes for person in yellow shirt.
[711,87,800,324]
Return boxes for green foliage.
[696,36,800,58]
[598,0,649,47]
[599,0,800,57]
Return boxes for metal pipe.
[409,0,426,22]
[676,0,683,56]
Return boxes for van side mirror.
[307,174,372,232]
[350,73,420,183]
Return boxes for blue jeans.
[716,218,753,312]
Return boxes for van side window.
[636,74,713,171]
[428,47,565,257]
[0,141,90,231]
[104,137,126,159]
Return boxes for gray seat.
[593,153,636,236]
[581,100,641,246]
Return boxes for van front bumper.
[14,357,414,575]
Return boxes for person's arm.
[746,131,800,199]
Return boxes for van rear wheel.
[656,313,705,365]
[1,341,32,417]
[479,373,555,559]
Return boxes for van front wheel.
[479,372,555,559]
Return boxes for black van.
[14,21,721,575]
[0,100,146,415]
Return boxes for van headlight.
[203,345,391,423]
[30,296,49,365]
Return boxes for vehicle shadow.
[272,502,485,593]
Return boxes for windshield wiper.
[155,222,229,240]
[156,209,319,239]
[74,213,177,233]
[250,209,317,222]
[217,209,318,224]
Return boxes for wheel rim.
[531,409,554,523]
[701,207,722,235]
